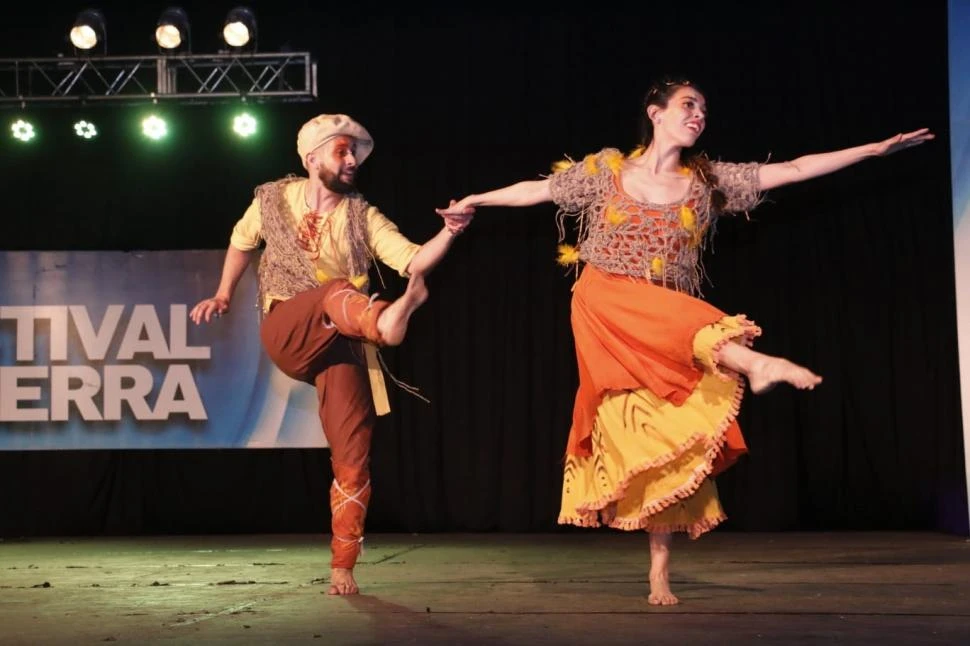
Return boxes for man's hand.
[190,296,230,324]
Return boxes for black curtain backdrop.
[0,1,966,536]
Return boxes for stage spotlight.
[141,115,168,140]
[69,9,106,51]
[155,7,190,51]
[232,113,257,138]
[74,120,98,140]
[12,119,36,142]
[222,7,256,49]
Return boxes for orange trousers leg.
[260,279,383,569]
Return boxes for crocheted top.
[549,148,763,296]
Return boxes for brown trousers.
[259,280,389,569]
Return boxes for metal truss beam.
[0,52,316,107]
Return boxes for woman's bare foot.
[648,570,680,606]
[748,356,822,394]
[327,567,359,595]
[647,532,679,606]
[376,274,429,346]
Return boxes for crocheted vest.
[255,176,372,310]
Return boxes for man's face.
[312,135,358,193]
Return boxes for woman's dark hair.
[638,77,724,211]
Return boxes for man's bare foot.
[376,274,429,346]
[748,356,822,394]
[327,567,359,595]
[648,569,680,606]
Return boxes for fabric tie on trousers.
[330,478,371,568]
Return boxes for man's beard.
[319,167,355,194]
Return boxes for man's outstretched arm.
[189,245,255,324]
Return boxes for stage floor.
[1,532,968,644]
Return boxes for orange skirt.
[559,265,761,536]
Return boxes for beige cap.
[296,114,374,168]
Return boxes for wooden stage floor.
[1,531,968,644]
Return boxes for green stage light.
[142,115,168,140]
[11,119,35,142]
[232,113,257,138]
[74,120,98,140]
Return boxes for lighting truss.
[0,52,316,107]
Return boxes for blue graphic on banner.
[0,250,326,449]
[953,0,970,228]
[950,0,970,532]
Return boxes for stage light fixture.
[69,9,106,52]
[11,119,36,142]
[222,7,256,49]
[232,113,257,137]
[74,120,98,140]
[142,115,168,140]
[155,7,190,51]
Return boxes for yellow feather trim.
[551,159,575,173]
[679,206,702,246]
[603,150,624,175]
[650,257,664,277]
[557,244,581,266]
[583,154,600,176]
[627,146,646,159]
[605,206,627,226]
[315,269,329,283]
[350,274,369,290]
[679,205,696,232]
